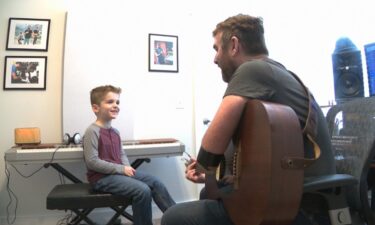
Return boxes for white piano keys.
[16,147,82,153]
[5,141,185,164]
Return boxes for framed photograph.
[149,33,179,72]
[6,18,51,51]
[3,56,47,90]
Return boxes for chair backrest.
[326,97,375,223]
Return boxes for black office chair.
[298,100,358,225]
[325,97,375,225]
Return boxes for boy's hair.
[213,14,268,55]
[90,85,122,105]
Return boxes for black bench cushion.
[47,183,131,210]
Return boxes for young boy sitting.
[83,85,176,225]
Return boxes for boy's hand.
[124,166,136,177]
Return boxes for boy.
[83,85,175,225]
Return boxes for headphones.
[63,133,82,145]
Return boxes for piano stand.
[44,163,83,183]
[131,158,151,169]
[5,139,184,224]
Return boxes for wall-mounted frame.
[6,18,51,51]
[3,56,47,90]
[148,33,179,73]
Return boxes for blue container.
[365,42,375,96]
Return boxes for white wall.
[1,0,375,224]
[62,0,198,206]
[0,0,67,224]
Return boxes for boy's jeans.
[94,171,175,225]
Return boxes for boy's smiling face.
[92,91,120,123]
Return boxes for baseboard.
[0,198,201,225]
[0,204,163,225]
[0,211,66,225]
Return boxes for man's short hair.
[90,85,121,105]
[213,14,268,55]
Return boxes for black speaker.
[332,48,364,103]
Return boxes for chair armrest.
[304,174,357,192]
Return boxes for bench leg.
[121,211,133,221]
[69,209,97,225]
[110,203,133,221]
[68,208,93,225]
[107,205,133,225]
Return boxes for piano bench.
[46,183,133,225]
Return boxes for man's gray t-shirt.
[224,59,335,177]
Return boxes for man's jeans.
[161,182,234,225]
[162,181,317,225]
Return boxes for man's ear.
[230,36,240,56]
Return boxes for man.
[161,14,335,225]
[11,62,24,83]
[24,25,32,45]
[155,42,166,64]
[32,26,39,45]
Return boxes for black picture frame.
[148,33,179,73]
[6,18,51,51]
[3,56,47,90]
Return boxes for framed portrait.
[148,33,179,73]
[3,56,47,90]
[6,18,51,51]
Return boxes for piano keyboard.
[5,140,185,164]
[17,146,82,153]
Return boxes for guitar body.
[219,100,304,225]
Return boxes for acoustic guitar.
[205,100,304,225]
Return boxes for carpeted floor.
[123,218,161,225]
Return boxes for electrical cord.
[10,146,62,178]
[4,157,18,225]
[58,171,66,184]
[56,211,73,225]
[4,146,63,224]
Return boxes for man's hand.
[124,166,136,177]
[185,159,206,183]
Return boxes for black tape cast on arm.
[197,146,224,170]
